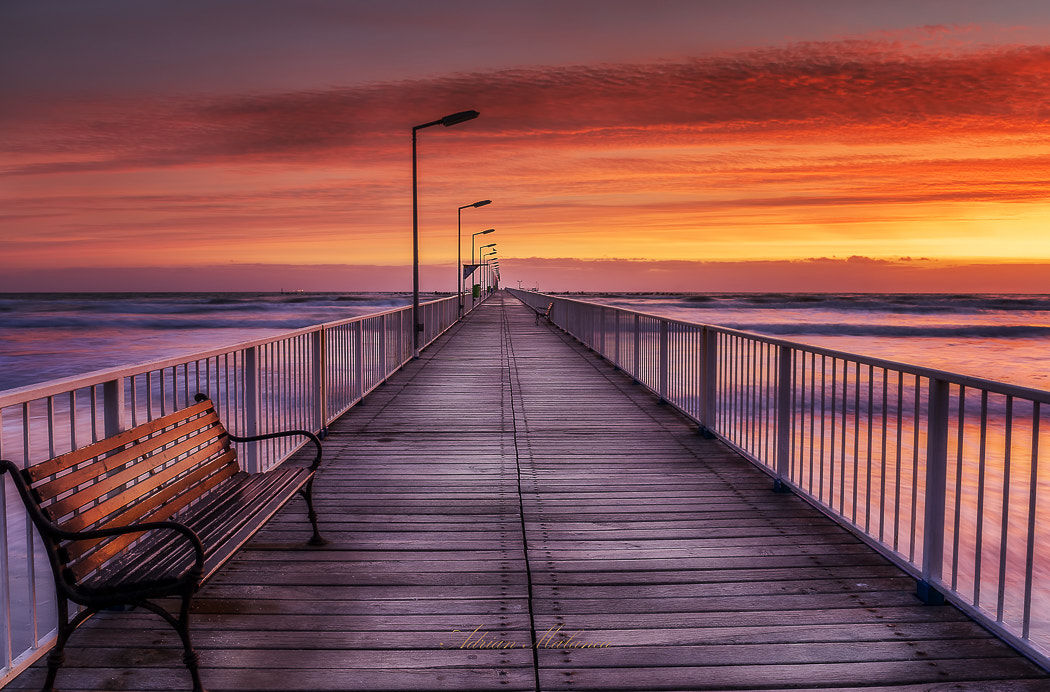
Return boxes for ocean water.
[0,292,417,392]
[2,291,1048,394]
[576,292,1050,393]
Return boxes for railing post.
[243,346,261,473]
[397,309,406,366]
[312,328,327,437]
[697,327,713,436]
[102,378,126,437]
[379,314,388,378]
[353,321,365,401]
[658,320,669,403]
[599,307,607,356]
[774,345,793,492]
[633,315,641,383]
[919,376,950,604]
[614,309,621,368]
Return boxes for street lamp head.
[481,242,496,249]
[442,110,480,127]
[480,228,495,236]
[472,199,492,208]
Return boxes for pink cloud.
[7,41,1050,176]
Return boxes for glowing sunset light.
[3,2,1050,292]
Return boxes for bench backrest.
[16,398,239,584]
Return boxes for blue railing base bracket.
[917,581,946,606]
[698,425,717,439]
[772,479,793,494]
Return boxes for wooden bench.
[534,301,554,325]
[1,393,325,692]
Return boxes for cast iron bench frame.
[1,393,325,692]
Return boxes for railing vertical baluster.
[1,407,12,675]
[909,378,922,561]
[1022,402,1040,638]
[839,361,849,515]
[829,359,838,513]
[864,363,874,530]
[807,353,816,494]
[45,397,56,460]
[894,372,904,551]
[997,396,1014,622]
[853,361,861,522]
[919,376,949,604]
[951,387,967,590]
[975,390,989,607]
[819,356,827,503]
[879,367,889,541]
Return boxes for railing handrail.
[0,295,455,408]
[532,292,1050,404]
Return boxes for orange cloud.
[4,40,1050,283]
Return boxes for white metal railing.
[0,294,474,685]
[508,288,1050,671]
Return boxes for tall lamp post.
[412,109,479,358]
[458,200,491,316]
[482,248,497,295]
[471,230,495,305]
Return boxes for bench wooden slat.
[43,420,227,523]
[66,451,239,580]
[32,409,224,501]
[199,469,314,577]
[24,399,213,482]
[116,468,313,585]
[56,436,231,533]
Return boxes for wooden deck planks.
[7,294,1048,691]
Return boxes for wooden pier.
[8,294,1049,691]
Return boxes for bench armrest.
[59,521,207,580]
[227,429,323,472]
[193,393,323,472]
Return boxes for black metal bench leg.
[300,479,327,546]
[41,636,66,692]
[175,595,207,692]
[42,600,93,692]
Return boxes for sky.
[3,0,1050,293]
